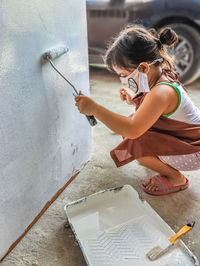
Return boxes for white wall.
[0,0,91,259]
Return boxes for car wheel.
[163,23,200,84]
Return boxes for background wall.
[0,0,91,259]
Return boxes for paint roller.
[42,46,97,126]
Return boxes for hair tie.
[156,39,163,48]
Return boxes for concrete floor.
[2,69,200,265]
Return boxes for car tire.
[162,23,200,84]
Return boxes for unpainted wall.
[0,0,91,259]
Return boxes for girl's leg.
[137,156,187,192]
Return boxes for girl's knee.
[137,157,149,166]
[137,158,144,165]
[137,156,157,166]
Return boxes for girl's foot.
[142,174,189,195]
[143,173,186,191]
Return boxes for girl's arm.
[75,85,173,139]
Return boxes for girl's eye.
[119,74,127,78]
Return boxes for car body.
[87,0,200,83]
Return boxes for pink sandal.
[142,174,189,196]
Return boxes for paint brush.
[146,221,195,261]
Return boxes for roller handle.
[76,91,97,127]
[86,115,97,126]
[169,221,195,245]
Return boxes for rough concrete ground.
[2,68,200,265]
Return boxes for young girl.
[75,25,200,196]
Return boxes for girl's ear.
[138,62,150,73]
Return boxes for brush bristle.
[146,246,163,260]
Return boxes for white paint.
[65,185,199,265]
[0,0,91,259]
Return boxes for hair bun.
[159,27,178,47]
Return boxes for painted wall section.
[0,0,91,259]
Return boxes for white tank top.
[156,82,200,124]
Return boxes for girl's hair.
[104,25,178,72]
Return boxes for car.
[86,0,200,84]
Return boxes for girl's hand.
[75,94,96,116]
[120,88,134,105]
[120,88,127,101]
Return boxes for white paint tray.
[64,185,199,266]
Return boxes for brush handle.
[86,115,97,126]
[169,225,192,245]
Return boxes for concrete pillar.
[0,0,91,259]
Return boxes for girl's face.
[112,65,135,78]
[113,58,163,94]
[113,63,149,94]
[112,58,163,78]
